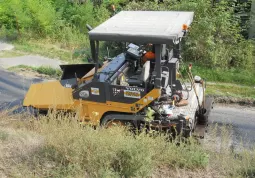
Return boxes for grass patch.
[0,130,9,141]
[31,113,208,177]
[206,83,255,99]
[13,39,90,63]
[8,65,62,78]
[189,64,255,86]
[0,112,254,177]
[0,50,25,58]
[36,66,62,78]
[13,40,72,62]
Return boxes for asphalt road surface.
[0,41,64,69]
[0,67,43,109]
[0,67,254,149]
[208,104,255,149]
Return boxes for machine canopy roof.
[88,11,194,44]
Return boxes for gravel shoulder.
[0,55,65,69]
[0,41,66,69]
[0,41,14,51]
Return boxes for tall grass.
[25,112,208,177]
[192,65,255,86]
[0,111,254,177]
[180,62,255,86]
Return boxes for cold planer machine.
[23,11,214,138]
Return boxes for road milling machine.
[23,11,214,138]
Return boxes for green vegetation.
[0,0,111,61]
[126,0,255,70]
[13,40,73,62]
[0,50,24,58]
[0,112,254,177]
[13,40,92,63]
[36,66,62,78]
[206,83,255,99]
[188,63,255,99]
[190,64,255,86]
[178,63,255,99]
[8,65,62,78]
[0,0,254,69]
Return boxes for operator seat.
[127,61,150,87]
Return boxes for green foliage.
[0,0,57,38]
[0,0,254,70]
[0,0,110,48]
[179,0,253,70]
[125,0,255,70]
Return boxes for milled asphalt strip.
[0,55,64,69]
[209,105,255,149]
[0,41,66,69]
[0,67,44,104]
[0,80,28,98]
[0,41,63,110]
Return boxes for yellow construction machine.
[23,11,214,138]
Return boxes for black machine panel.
[73,81,108,103]
[98,53,126,82]
[108,85,146,104]
[60,78,78,88]
[60,64,95,80]
[161,58,183,91]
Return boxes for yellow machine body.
[23,81,75,110]
[23,80,161,125]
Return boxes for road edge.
[209,94,255,106]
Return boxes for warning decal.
[91,87,100,95]
[124,90,141,99]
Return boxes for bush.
[0,0,254,70]
[125,0,255,70]
[0,0,58,37]
[0,0,110,49]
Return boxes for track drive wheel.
[101,114,133,129]
[104,120,125,128]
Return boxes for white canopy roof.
[89,11,194,44]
